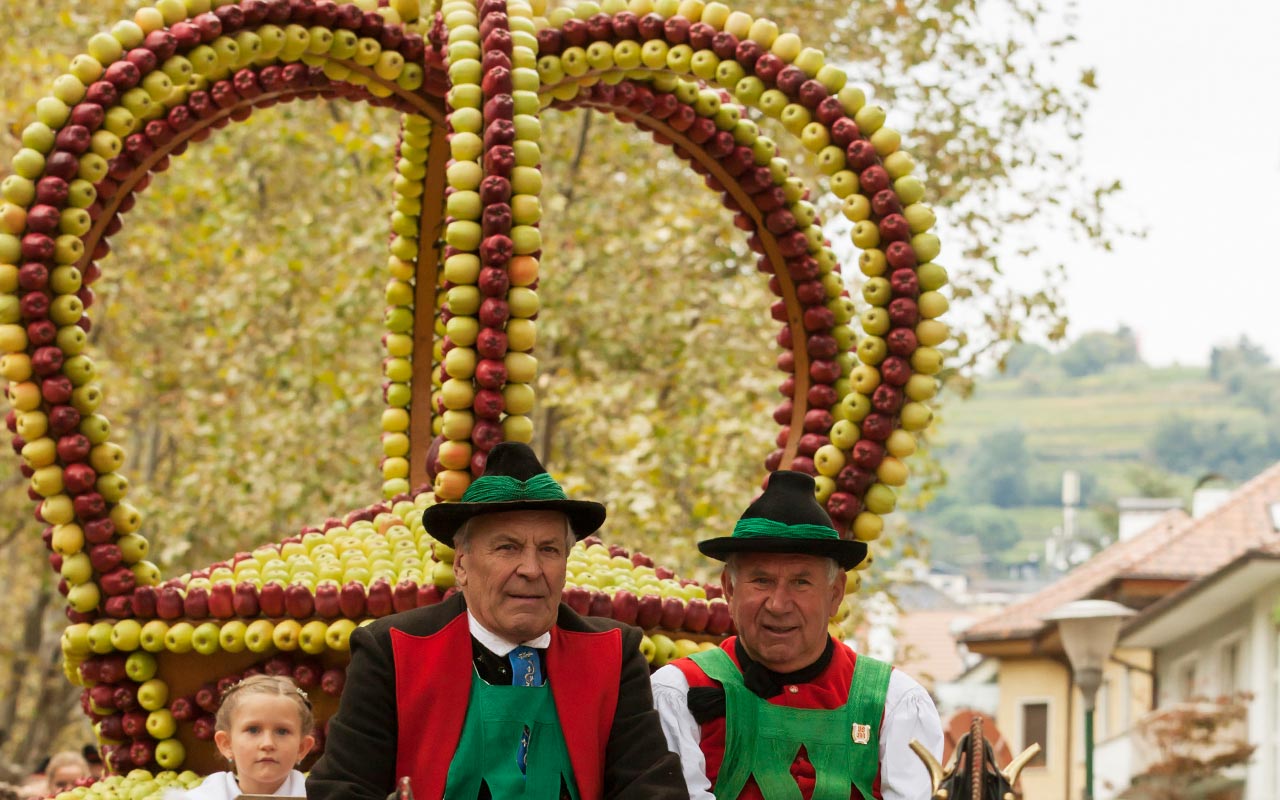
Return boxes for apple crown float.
[0,0,949,794]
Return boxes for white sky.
[1051,0,1280,366]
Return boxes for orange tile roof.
[961,460,1280,645]
[961,508,1190,642]
[1125,462,1280,579]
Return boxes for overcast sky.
[1050,0,1280,366]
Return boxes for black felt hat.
[423,442,606,547]
[698,471,866,570]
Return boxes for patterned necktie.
[508,645,542,687]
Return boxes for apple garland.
[0,0,950,787]
[526,0,950,544]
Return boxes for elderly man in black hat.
[652,471,942,800]
[308,442,687,800]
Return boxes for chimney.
[1116,497,1183,541]
[1191,487,1232,518]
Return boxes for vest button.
[787,685,798,694]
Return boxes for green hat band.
[732,518,839,541]
[461,473,568,503]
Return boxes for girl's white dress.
[165,769,308,799]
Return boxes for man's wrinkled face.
[455,510,571,643]
[723,552,844,673]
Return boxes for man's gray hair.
[723,552,842,588]
[451,513,576,554]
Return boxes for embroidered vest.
[687,647,891,800]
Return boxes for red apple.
[635,594,663,629]
[258,582,287,617]
[284,584,315,619]
[339,581,366,618]
[659,597,686,631]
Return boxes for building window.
[1221,641,1240,696]
[1020,701,1049,768]
[1179,661,1197,700]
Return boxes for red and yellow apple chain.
[0,3,445,625]
[425,0,545,502]
[527,5,948,542]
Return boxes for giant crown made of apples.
[0,0,949,790]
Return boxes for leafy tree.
[1149,414,1280,481]
[1208,335,1271,382]
[1121,693,1254,800]
[1001,341,1053,378]
[966,429,1032,507]
[934,504,1020,560]
[1057,326,1141,378]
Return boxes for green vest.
[688,647,892,800]
[443,668,581,800]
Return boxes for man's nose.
[762,584,794,612]
[515,545,542,576]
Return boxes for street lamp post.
[1044,599,1135,800]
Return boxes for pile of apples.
[0,0,945,787]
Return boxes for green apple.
[62,623,92,658]
[153,738,185,769]
[864,483,897,515]
[110,619,143,652]
[853,513,883,543]
[813,444,847,477]
[900,402,934,431]
[163,622,195,653]
[299,620,329,655]
[272,619,302,651]
[904,374,937,402]
[139,620,169,653]
[125,651,157,682]
[67,581,100,614]
[245,619,276,654]
[138,678,169,711]
[191,622,222,656]
[87,621,115,654]
[146,708,177,740]
[325,619,358,652]
[650,634,676,667]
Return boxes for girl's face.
[214,694,315,795]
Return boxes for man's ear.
[453,548,468,588]
[827,569,846,618]
[720,568,734,602]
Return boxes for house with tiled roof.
[958,461,1280,800]
[1116,465,1280,800]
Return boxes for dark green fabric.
[688,647,890,800]
[730,518,841,542]
[461,473,568,503]
[444,669,579,800]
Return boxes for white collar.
[467,610,551,656]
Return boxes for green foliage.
[1208,336,1278,414]
[964,428,1032,508]
[1148,413,1280,482]
[1001,342,1053,378]
[934,504,1021,560]
[1058,325,1141,378]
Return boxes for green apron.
[688,647,892,800]
[443,668,581,800]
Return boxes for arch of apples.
[0,0,948,780]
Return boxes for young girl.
[173,675,315,799]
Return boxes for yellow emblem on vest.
[852,723,872,744]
